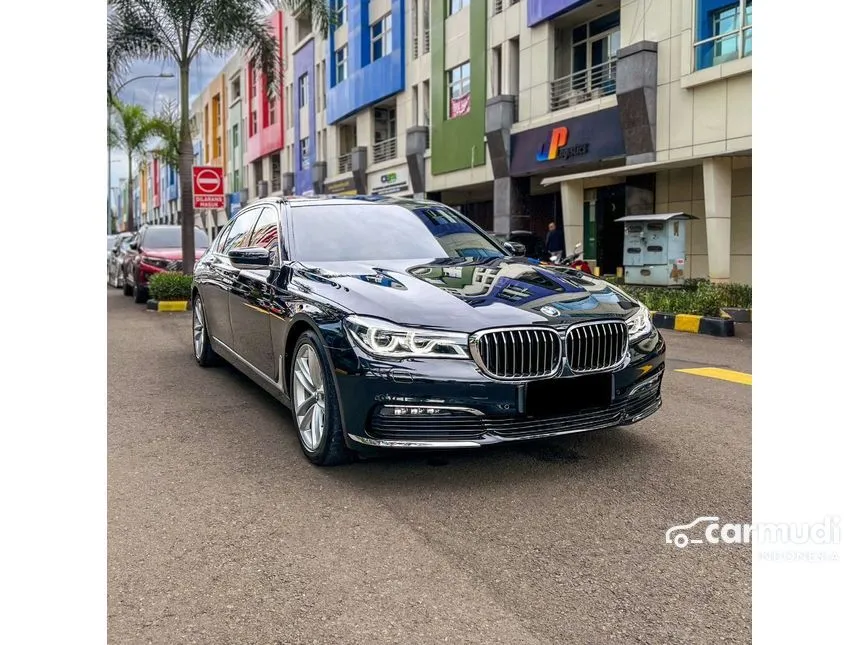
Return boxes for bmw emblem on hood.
[540,305,560,317]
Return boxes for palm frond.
[107,1,175,92]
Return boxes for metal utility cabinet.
[615,213,698,286]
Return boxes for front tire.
[192,295,219,367]
[290,331,352,466]
[122,273,133,296]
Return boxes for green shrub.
[148,271,193,302]
[618,280,751,317]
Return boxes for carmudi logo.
[536,126,590,162]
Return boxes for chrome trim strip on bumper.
[378,404,485,416]
[347,433,482,448]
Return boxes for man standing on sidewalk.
[545,221,565,260]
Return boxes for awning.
[539,149,752,187]
[614,212,698,222]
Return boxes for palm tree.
[110,98,161,232]
[109,1,277,274]
[149,100,181,170]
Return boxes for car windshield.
[143,227,209,248]
[290,203,505,262]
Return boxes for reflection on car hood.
[294,257,640,333]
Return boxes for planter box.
[146,299,191,312]
[652,312,735,337]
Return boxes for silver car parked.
[107,232,133,288]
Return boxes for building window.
[334,0,346,27]
[268,98,276,126]
[449,0,470,15]
[250,63,257,97]
[447,61,471,119]
[299,73,309,108]
[300,137,310,170]
[251,110,258,135]
[230,75,241,102]
[371,14,393,61]
[695,0,752,70]
[233,169,239,192]
[335,46,348,84]
[550,10,620,111]
[232,124,239,149]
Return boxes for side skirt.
[211,337,291,408]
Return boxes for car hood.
[292,257,641,333]
[141,247,206,260]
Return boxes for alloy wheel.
[193,298,205,360]
[292,343,327,451]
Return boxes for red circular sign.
[195,168,221,194]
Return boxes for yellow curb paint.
[157,301,189,312]
[675,367,752,385]
[674,313,702,333]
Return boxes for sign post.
[192,166,225,209]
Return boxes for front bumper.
[329,329,666,451]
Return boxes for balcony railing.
[337,153,353,174]
[549,58,617,112]
[373,137,397,163]
[493,0,503,14]
[423,28,429,54]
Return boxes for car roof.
[263,195,439,210]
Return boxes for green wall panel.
[430,1,487,175]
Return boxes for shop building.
[536,0,752,283]
[225,52,248,219]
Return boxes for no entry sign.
[193,166,225,209]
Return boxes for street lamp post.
[108,72,174,234]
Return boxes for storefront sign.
[510,106,626,176]
[325,177,357,195]
[371,171,409,195]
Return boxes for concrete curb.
[652,312,735,337]
[720,307,752,323]
[146,299,191,312]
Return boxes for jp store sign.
[371,171,409,195]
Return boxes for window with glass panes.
[447,62,471,119]
[371,14,392,61]
[335,46,348,83]
[694,0,752,70]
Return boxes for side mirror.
[503,241,527,257]
[128,241,138,251]
[228,247,272,269]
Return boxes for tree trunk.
[179,62,196,275]
[126,152,134,232]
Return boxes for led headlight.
[626,304,653,342]
[344,315,469,359]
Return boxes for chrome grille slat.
[565,321,628,374]
[471,327,562,380]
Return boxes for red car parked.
[122,225,210,303]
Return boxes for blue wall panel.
[326,0,405,125]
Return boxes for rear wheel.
[290,332,352,466]
[192,295,219,366]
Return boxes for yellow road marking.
[675,367,752,385]
[674,314,702,333]
[157,301,189,312]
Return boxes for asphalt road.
[108,288,751,644]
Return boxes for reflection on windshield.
[290,201,505,262]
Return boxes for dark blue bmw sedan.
[191,196,665,466]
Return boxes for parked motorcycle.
[549,243,593,274]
